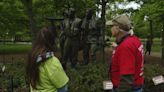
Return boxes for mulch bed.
[0,48,161,65]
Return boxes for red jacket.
[111,35,144,87]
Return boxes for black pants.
[145,48,151,55]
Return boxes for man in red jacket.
[106,15,144,92]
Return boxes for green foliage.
[0,0,29,38]
[132,0,164,38]
[0,0,99,41]
[0,60,28,91]
[106,0,164,38]
[144,64,164,92]
[1,59,164,92]
[1,0,163,39]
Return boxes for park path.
[100,48,162,65]
[0,54,28,64]
[149,52,161,58]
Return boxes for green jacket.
[30,56,69,92]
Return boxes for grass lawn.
[151,44,162,52]
[143,41,162,53]
[0,39,162,55]
[0,44,31,54]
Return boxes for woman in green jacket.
[26,27,69,92]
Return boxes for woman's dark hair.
[26,27,56,89]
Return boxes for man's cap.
[106,14,132,30]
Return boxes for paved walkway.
[106,47,162,58]
[148,52,162,58]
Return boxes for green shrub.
[67,62,109,92]
[1,60,164,92]
[144,64,164,92]
[66,63,164,92]
[0,60,28,91]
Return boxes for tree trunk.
[101,0,108,62]
[101,0,106,30]
[149,20,153,40]
[21,0,37,43]
[162,14,164,65]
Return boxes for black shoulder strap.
[116,34,130,45]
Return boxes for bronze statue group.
[59,8,102,70]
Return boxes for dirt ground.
[0,47,161,65]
